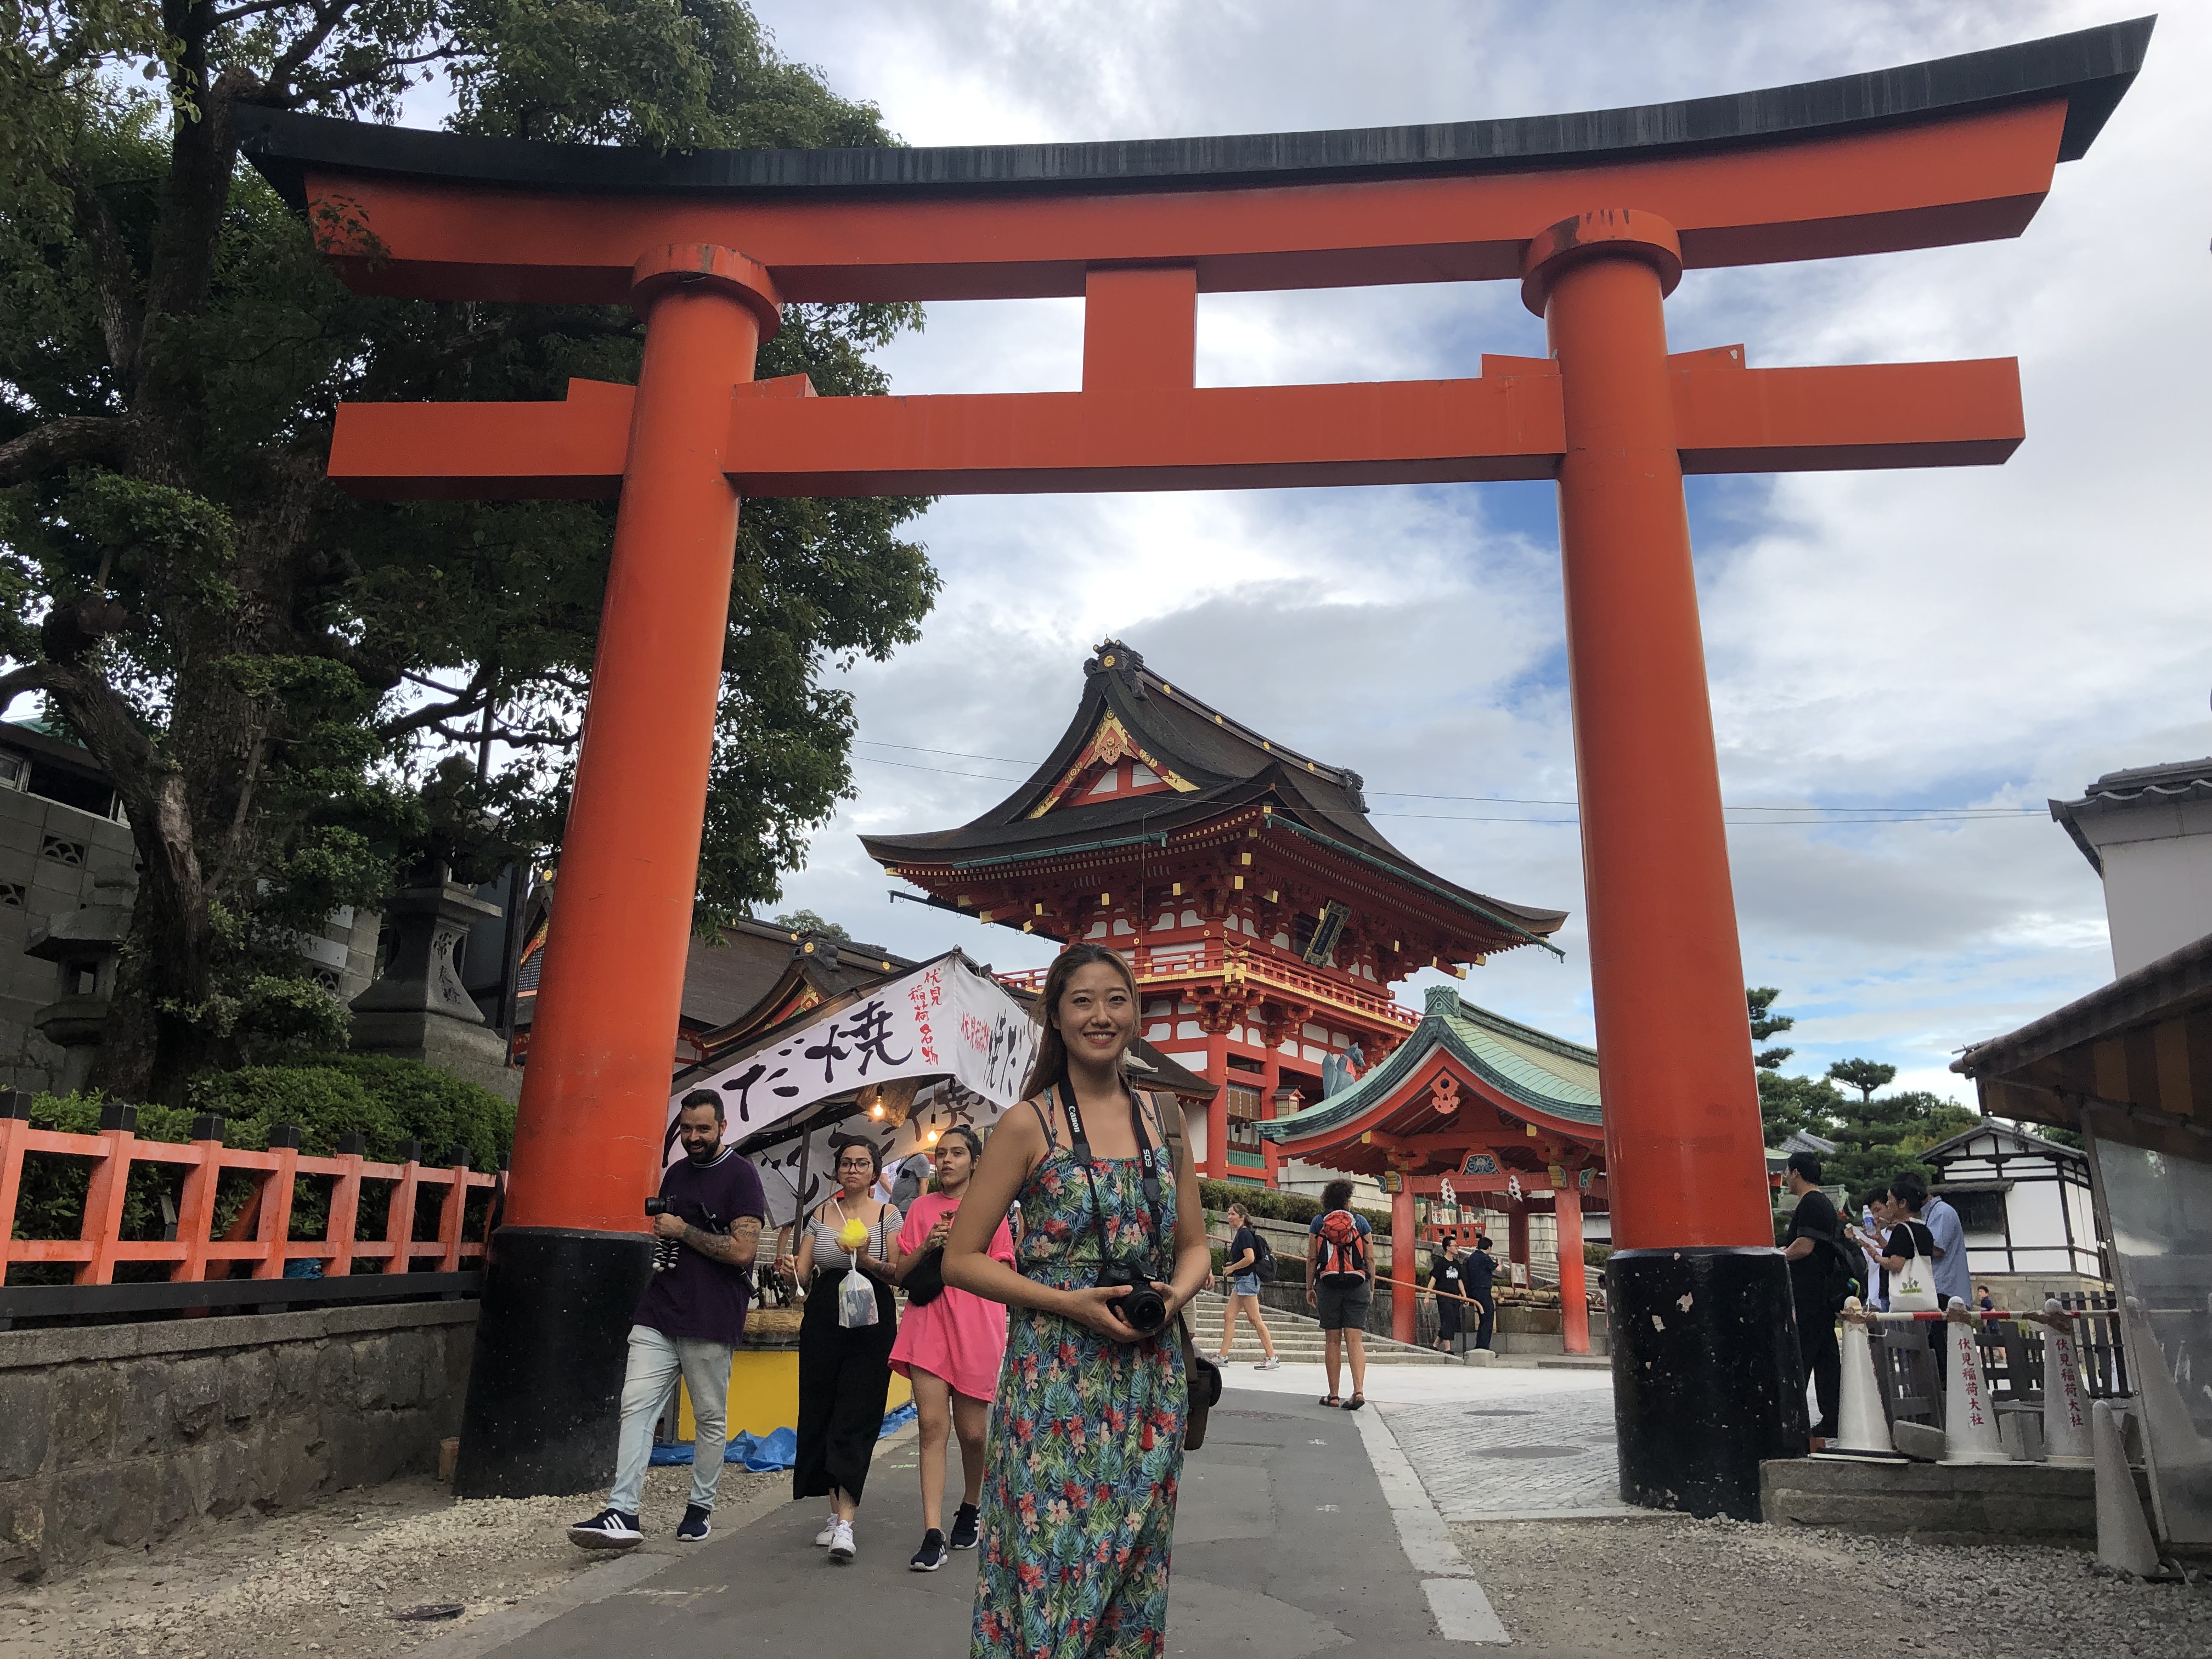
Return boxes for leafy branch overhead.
[0,1,939,1101]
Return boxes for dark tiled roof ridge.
[1094,638,1361,793]
[2068,755,2212,800]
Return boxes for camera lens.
[1121,1283,1167,1333]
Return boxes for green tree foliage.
[1757,1068,1843,1147]
[1826,1087,1978,1206]
[0,2,937,1102]
[1747,985,1795,1070]
[1827,1056,1898,1105]
[772,908,850,941]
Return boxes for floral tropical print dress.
[972,1094,1187,1659]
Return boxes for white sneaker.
[1256,1356,1281,1370]
[828,1519,856,1563]
[815,1514,840,1547]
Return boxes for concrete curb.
[1349,1402,1510,1644]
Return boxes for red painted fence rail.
[0,1100,498,1288]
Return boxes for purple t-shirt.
[633,1148,768,1347]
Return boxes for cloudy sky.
[709,1,2208,1102]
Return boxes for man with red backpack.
[1305,1179,1373,1410]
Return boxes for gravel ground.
[0,1465,785,1659]
[1453,1515,2210,1659]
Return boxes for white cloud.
[732,1,2210,1108]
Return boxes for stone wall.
[0,1301,477,1582]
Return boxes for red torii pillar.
[452,246,780,1493]
[1527,210,1785,1467]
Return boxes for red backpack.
[1316,1210,1369,1282]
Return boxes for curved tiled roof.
[2050,755,2212,875]
[1260,983,1600,1147]
[861,640,1566,954]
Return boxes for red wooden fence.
[0,1105,498,1286]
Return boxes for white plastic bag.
[838,1264,878,1329]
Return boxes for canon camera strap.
[1051,1081,1167,1265]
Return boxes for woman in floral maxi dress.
[942,944,1213,1659]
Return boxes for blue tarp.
[651,1402,917,1471]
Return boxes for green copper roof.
[1259,983,1601,1145]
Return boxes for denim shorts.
[1231,1272,1261,1296]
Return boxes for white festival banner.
[665,951,1040,1224]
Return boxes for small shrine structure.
[1262,984,1604,1349]
[861,642,1567,1182]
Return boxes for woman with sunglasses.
[794,1136,902,1564]
[890,1124,1015,1571]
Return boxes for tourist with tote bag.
[793,1137,901,1564]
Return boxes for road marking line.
[1350,1398,1510,1644]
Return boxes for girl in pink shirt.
[891,1125,1015,1571]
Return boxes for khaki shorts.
[1314,1276,1372,1331]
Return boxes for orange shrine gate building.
[861,641,1568,1186]
[1262,984,1605,1350]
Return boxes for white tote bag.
[1889,1223,1940,1313]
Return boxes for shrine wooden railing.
[0,1096,499,1326]
[997,941,1422,1031]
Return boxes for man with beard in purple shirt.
[569,1090,767,1549]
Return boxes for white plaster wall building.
[1924,1122,2104,1298]
[2051,758,2212,977]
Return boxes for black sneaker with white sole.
[676,1504,712,1542]
[910,1528,949,1571]
[948,1502,980,1551]
[567,1508,642,1549]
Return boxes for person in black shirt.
[1425,1246,1467,1353]
[1780,1152,1843,1441]
[1463,1234,1498,1352]
[1212,1203,1279,1368]
[568,1090,767,1549]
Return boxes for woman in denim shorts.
[1212,1203,1279,1368]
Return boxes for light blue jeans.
[609,1324,732,1515]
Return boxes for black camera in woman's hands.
[1096,1257,1167,1333]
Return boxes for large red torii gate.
[241,18,2150,1518]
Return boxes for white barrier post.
[1939,1305,2007,1465]
[2038,1300,2092,1467]
[2092,1400,2160,1576]
[1815,1300,1905,1462]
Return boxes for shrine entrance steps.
[1184,1290,1460,1365]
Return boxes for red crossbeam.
[328,351,2021,500]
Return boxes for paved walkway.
[416,1375,1625,1657]
[1381,1389,1637,1521]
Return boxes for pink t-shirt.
[889,1190,1016,1401]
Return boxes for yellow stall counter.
[676,1346,912,1441]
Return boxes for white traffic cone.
[1814,1309,1902,1460]
[1815,1301,1905,1462]
[2092,1400,2160,1576]
[2039,1300,2092,1467]
[1939,1306,2008,1465]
